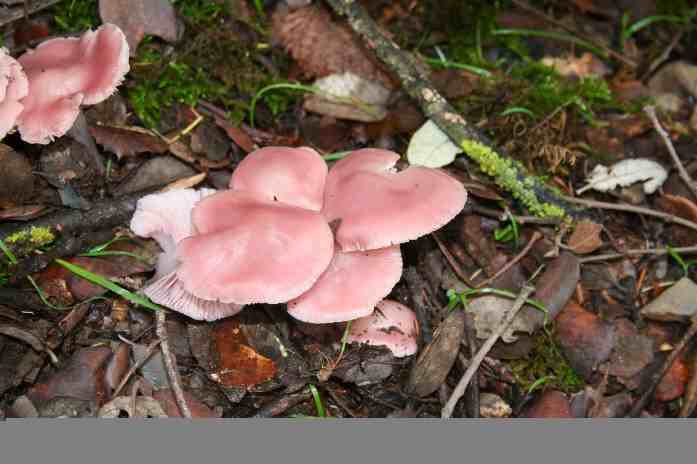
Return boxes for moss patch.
[508,331,583,395]
[52,0,99,33]
[461,139,567,218]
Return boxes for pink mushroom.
[0,48,28,139]
[130,188,244,321]
[177,189,335,304]
[287,246,403,323]
[229,146,327,211]
[16,23,130,144]
[323,148,467,252]
[129,146,467,325]
[347,300,419,357]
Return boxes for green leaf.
[407,120,463,168]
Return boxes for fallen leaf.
[27,346,113,407]
[304,72,390,122]
[608,319,655,388]
[555,302,615,381]
[89,125,168,159]
[114,157,197,196]
[522,390,573,418]
[214,117,256,153]
[655,357,689,402]
[407,120,462,168]
[99,0,180,55]
[405,310,466,397]
[567,220,603,254]
[578,158,667,194]
[211,319,276,388]
[640,277,697,322]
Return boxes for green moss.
[52,0,99,33]
[461,139,566,219]
[508,331,583,395]
[6,227,55,247]
[173,0,226,27]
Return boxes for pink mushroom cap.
[287,245,403,323]
[347,299,419,357]
[16,23,130,144]
[176,190,334,305]
[323,149,467,252]
[0,48,29,139]
[129,188,244,321]
[230,146,327,212]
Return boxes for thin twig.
[112,339,161,398]
[475,232,541,288]
[563,195,697,234]
[641,26,687,81]
[442,285,534,418]
[432,233,476,287]
[463,314,480,418]
[511,0,637,68]
[470,205,561,225]
[644,105,697,201]
[155,310,191,419]
[627,316,697,417]
[580,245,697,263]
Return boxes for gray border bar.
[1,419,693,464]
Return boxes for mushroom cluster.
[0,24,129,144]
[131,146,467,355]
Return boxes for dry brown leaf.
[567,220,603,254]
[211,319,276,388]
[272,4,393,88]
[89,125,168,159]
[99,0,180,55]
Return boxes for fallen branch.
[324,0,578,220]
[441,285,534,418]
[156,310,192,419]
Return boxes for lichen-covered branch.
[324,0,579,219]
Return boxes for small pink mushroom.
[177,190,334,305]
[16,23,129,144]
[130,188,244,321]
[347,299,419,357]
[229,146,327,211]
[323,148,467,252]
[287,246,403,323]
[0,48,28,139]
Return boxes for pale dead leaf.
[578,158,667,194]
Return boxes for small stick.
[432,233,476,287]
[627,316,697,417]
[579,245,697,264]
[112,338,161,398]
[563,195,697,234]
[463,314,480,418]
[641,26,687,81]
[644,105,697,201]
[156,310,192,419]
[442,285,534,418]
[476,232,541,289]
